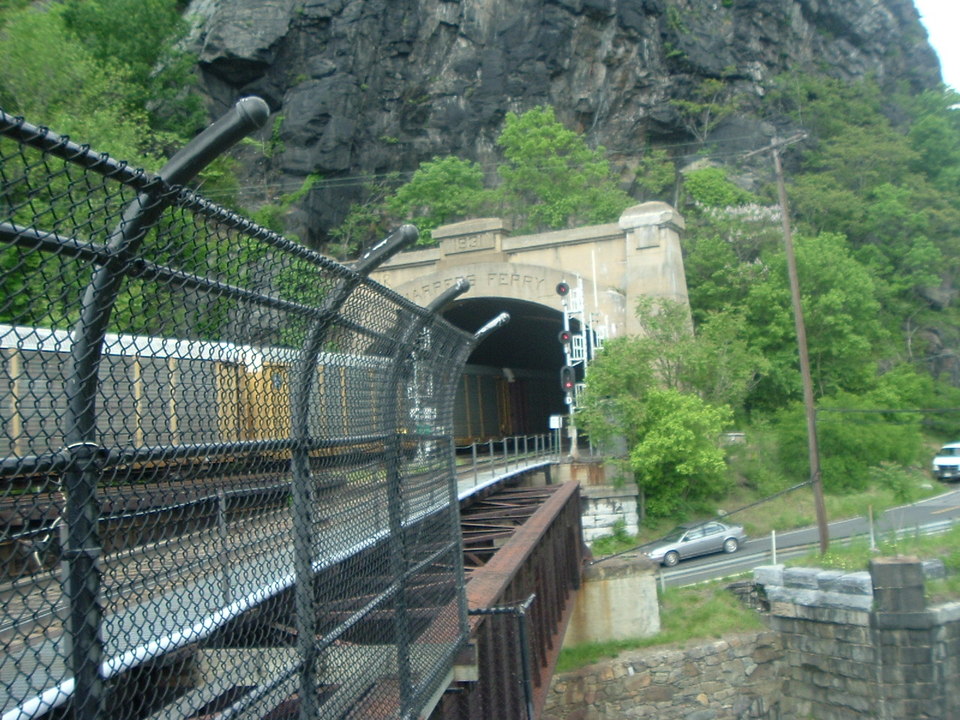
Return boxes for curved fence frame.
[0,99,484,720]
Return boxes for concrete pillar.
[563,556,659,647]
[618,202,689,337]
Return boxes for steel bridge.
[0,99,583,720]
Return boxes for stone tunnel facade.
[369,202,689,340]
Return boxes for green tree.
[0,6,165,328]
[906,88,960,192]
[580,344,733,520]
[635,146,676,200]
[742,233,888,411]
[327,174,399,259]
[579,299,747,519]
[775,390,922,493]
[0,6,150,158]
[0,4,233,336]
[765,73,884,139]
[495,106,632,233]
[61,0,183,85]
[685,310,770,415]
[623,296,766,414]
[681,206,781,323]
[61,0,205,135]
[386,156,487,244]
[670,78,741,146]
[627,388,733,518]
[683,166,755,208]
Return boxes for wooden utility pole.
[747,134,829,554]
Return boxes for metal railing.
[0,99,496,720]
[455,434,557,491]
[431,481,583,720]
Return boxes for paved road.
[660,486,960,587]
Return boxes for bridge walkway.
[1,453,556,720]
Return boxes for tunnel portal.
[443,297,579,443]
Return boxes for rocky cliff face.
[184,0,941,247]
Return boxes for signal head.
[555,281,570,297]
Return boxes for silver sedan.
[644,521,747,567]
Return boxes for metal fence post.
[377,276,473,716]
[291,224,419,718]
[472,442,479,487]
[60,97,269,720]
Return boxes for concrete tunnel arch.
[441,296,583,442]
[369,206,692,440]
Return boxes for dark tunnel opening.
[442,298,580,443]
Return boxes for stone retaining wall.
[542,631,784,719]
[546,557,960,719]
[758,557,960,720]
[579,483,639,542]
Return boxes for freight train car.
[453,363,562,444]
[1,324,561,487]
[0,324,400,482]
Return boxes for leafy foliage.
[0,1,251,337]
[330,105,633,249]
[775,391,923,493]
[627,388,733,517]
[60,0,205,135]
[495,106,632,233]
[327,174,399,259]
[635,147,676,200]
[670,78,741,145]
[0,5,153,160]
[741,232,887,409]
[386,156,486,244]
[579,299,744,518]
[251,174,321,236]
[683,166,755,207]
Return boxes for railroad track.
[0,503,293,647]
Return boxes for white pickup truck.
[932,442,960,481]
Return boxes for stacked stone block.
[579,483,640,542]
[756,557,960,720]
[543,632,783,719]
[547,559,960,719]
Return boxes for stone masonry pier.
[757,557,960,720]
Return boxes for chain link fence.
[0,98,479,720]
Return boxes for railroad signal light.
[555,281,570,297]
[558,329,572,345]
[560,365,575,393]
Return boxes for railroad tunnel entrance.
[442,297,579,444]
[368,207,692,442]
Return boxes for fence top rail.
[0,109,156,191]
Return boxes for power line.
[817,407,960,415]
[196,129,792,200]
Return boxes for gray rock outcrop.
[184,0,941,247]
